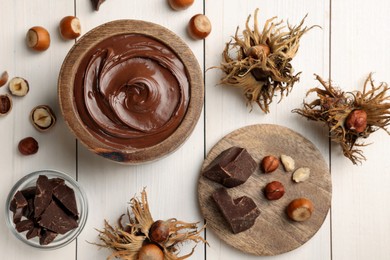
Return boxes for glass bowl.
[5,169,88,250]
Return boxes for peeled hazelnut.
[280,154,295,172]
[59,16,81,40]
[286,198,314,222]
[188,14,212,40]
[247,44,271,59]
[30,105,56,132]
[18,137,39,155]
[168,0,194,10]
[149,220,169,243]
[264,181,285,200]
[0,71,9,87]
[345,109,367,133]
[9,77,29,96]
[0,94,12,116]
[137,244,164,260]
[26,26,50,51]
[261,155,279,173]
[292,167,310,183]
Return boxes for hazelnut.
[59,16,81,40]
[149,220,169,243]
[188,14,212,40]
[26,26,50,51]
[345,109,367,133]
[18,137,39,155]
[264,181,285,200]
[168,0,194,10]
[0,71,9,87]
[286,198,314,222]
[261,155,279,173]
[0,94,12,116]
[137,243,164,260]
[30,105,56,132]
[91,0,105,11]
[247,44,271,59]
[8,77,29,96]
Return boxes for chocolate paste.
[74,34,190,149]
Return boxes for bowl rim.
[58,19,204,164]
[5,169,88,250]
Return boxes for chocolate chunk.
[39,229,58,245]
[26,226,40,240]
[13,208,24,224]
[11,191,29,224]
[15,219,34,233]
[34,175,54,218]
[203,146,257,188]
[21,186,36,199]
[91,0,105,11]
[50,178,65,189]
[53,183,78,216]
[38,201,78,234]
[212,188,260,234]
[9,198,16,213]
[23,198,35,219]
[14,190,28,208]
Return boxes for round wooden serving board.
[198,124,331,256]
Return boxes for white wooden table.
[1,0,390,259]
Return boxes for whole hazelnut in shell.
[149,220,169,243]
[264,181,285,200]
[137,243,164,260]
[18,137,39,155]
[345,109,367,133]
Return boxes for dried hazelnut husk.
[30,105,56,132]
[214,8,316,113]
[18,137,39,155]
[293,73,390,164]
[0,94,12,116]
[9,77,29,96]
[0,71,9,87]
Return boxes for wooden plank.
[204,0,331,259]
[331,1,390,259]
[0,0,77,259]
[74,0,206,259]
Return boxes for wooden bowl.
[58,20,203,164]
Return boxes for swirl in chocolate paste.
[74,34,189,149]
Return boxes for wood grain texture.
[198,124,331,256]
[58,19,203,164]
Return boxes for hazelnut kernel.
[261,155,279,173]
[264,181,285,200]
[18,137,39,155]
[0,94,12,116]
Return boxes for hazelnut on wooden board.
[168,0,194,10]
[0,94,12,116]
[280,154,295,172]
[286,198,314,222]
[30,105,56,132]
[188,14,212,40]
[261,155,279,173]
[264,181,285,200]
[26,26,50,51]
[137,244,164,260]
[345,109,367,133]
[59,16,81,40]
[18,137,39,155]
[0,71,9,87]
[8,77,29,96]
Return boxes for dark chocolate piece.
[9,198,16,213]
[11,191,29,224]
[13,208,24,224]
[34,175,54,218]
[21,186,36,199]
[38,201,78,234]
[91,0,105,11]
[53,183,78,216]
[212,188,260,234]
[39,229,58,245]
[50,178,65,189]
[15,219,34,233]
[23,198,35,219]
[14,190,28,208]
[203,146,257,188]
[26,226,40,240]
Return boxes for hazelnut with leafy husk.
[94,189,207,260]
[215,8,317,113]
[293,74,390,164]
